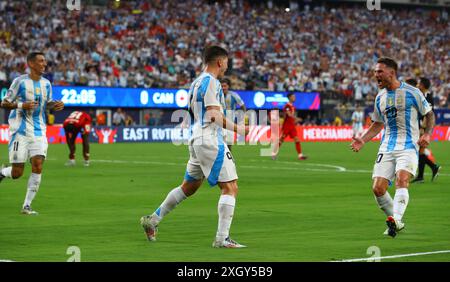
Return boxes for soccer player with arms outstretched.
[141,46,248,248]
[0,52,64,215]
[351,57,434,237]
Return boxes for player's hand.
[22,101,38,110]
[52,101,65,111]
[418,133,431,147]
[350,136,365,152]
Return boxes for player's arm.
[350,121,384,152]
[206,105,248,135]
[418,110,435,147]
[45,84,64,111]
[1,78,38,110]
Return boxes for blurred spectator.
[96,111,106,126]
[113,108,126,126]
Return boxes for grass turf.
[0,141,449,262]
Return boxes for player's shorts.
[64,124,81,145]
[282,126,297,139]
[8,134,48,163]
[372,149,418,181]
[185,133,238,186]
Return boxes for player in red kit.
[272,92,308,160]
[63,111,92,167]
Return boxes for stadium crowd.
[0,0,448,109]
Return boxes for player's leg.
[423,148,441,181]
[372,152,397,236]
[293,135,307,160]
[412,146,426,183]
[21,155,44,215]
[65,125,78,166]
[81,134,90,166]
[140,143,204,241]
[1,134,27,182]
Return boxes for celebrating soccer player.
[0,52,64,215]
[350,57,435,237]
[141,45,248,248]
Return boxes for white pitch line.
[335,250,450,262]
[0,259,14,262]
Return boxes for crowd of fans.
[0,0,448,110]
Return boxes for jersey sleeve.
[4,77,22,102]
[203,77,220,107]
[372,95,384,123]
[46,81,53,102]
[413,89,432,116]
[233,93,245,107]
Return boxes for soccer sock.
[216,194,236,242]
[151,186,187,225]
[295,141,302,155]
[375,192,393,217]
[393,188,409,221]
[1,166,12,178]
[424,154,437,169]
[23,173,41,208]
[417,154,426,178]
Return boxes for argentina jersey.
[5,74,53,137]
[225,91,244,111]
[372,82,432,153]
[188,72,225,138]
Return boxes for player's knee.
[372,184,386,197]
[396,178,410,188]
[11,169,23,179]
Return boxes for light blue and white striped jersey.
[372,82,432,152]
[351,111,364,126]
[225,91,244,111]
[4,74,53,137]
[188,72,225,138]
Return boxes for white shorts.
[9,134,48,163]
[372,150,418,182]
[185,134,238,186]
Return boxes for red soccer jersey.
[282,103,296,129]
[63,111,92,133]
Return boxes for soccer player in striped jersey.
[351,105,364,138]
[221,78,246,151]
[141,46,248,248]
[350,57,434,237]
[0,52,64,215]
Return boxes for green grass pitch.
[0,141,449,262]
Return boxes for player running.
[221,78,246,151]
[63,111,93,167]
[140,45,248,248]
[0,52,64,215]
[351,105,364,138]
[351,57,434,237]
[272,92,307,160]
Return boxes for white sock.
[375,192,394,217]
[216,195,236,242]
[393,188,409,221]
[23,173,41,208]
[1,167,12,178]
[151,186,187,224]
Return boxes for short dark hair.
[27,52,45,62]
[221,78,231,87]
[419,77,431,90]
[287,92,295,98]
[377,57,398,73]
[203,45,228,65]
[405,78,417,87]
